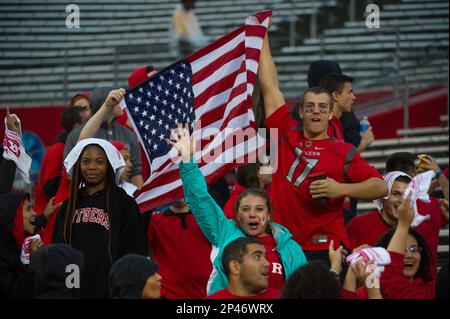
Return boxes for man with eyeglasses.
[257,28,388,265]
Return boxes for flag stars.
[151,129,157,135]
[168,79,173,86]
[165,124,169,130]
[139,120,144,127]
[153,144,158,150]
[142,110,147,117]
[139,87,143,93]
[128,93,134,99]
[133,106,139,113]
[173,93,178,100]
[179,73,185,79]
[159,75,165,82]
[170,69,176,75]
[187,92,192,98]
[162,100,167,106]
[136,97,142,104]
[175,83,181,90]
[180,97,184,104]
[157,85,163,92]
[155,95,160,102]
[164,89,170,96]
[158,119,163,126]
[150,114,156,121]
[145,124,149,130]
[159,134,165,140]
[170,103,175,110]
[181,63,187,69]
[149,82,154,88]
[146,91,151,97]
[161,109,166,116]
[183,88,187,94]
[186,77,190,84]
[145,101,150,107]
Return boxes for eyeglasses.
[405,245,422,253]
[302,104,330,114]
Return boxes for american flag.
[121,10,271,212]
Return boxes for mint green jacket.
[180,162,307,295]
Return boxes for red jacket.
[34,140,65,213]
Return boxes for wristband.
[435,170,444,179]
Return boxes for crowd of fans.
[0,7,449,300]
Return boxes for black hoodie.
[0,146,17,195]
[52,186,147,299]
[30,243,85,299]
[0,192,34,299]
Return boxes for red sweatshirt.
[34,141,65,213]
[148,210,212,299]
[206,288,280,299]
[381,252,435,299]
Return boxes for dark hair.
[395,175,412,184]
[307,60,342,88]
[281,261,341,299]
[63,144,118,264]
[222,237,263,277]
[300,87,333,110]
[61,107,82,133]
[234,188,273,215]
[375,228,432,282]
[386,152,416,177]
[318,73,354,95]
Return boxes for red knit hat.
[128,66,157,89]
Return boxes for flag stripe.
[130,10,272,211]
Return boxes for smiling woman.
[167,123,307,296]
[52,138,147,299]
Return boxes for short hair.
[394,175,412,184]
[318,73,354,95]
[236,164,260,189]
[386,152,416,176]
[234,188,273,215]
[375,228,432,282]
[281,261,341,299]
[222,237,263,277]
[300,87,333,110]
[61,106,82,133]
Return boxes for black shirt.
[53,186,146,299]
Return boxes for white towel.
[20,234,41,265]
[64,138,125,185]
[2,115,32,183]
[404,170,434,227]
[374,171,411,212]
[346,247,391,278]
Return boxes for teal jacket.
[180,162,307,295]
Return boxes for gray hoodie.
[64,88,142,178]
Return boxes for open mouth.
[248,221,259,230]
[261,270,269,277]
[311,118,321,122]
[404,262,415,270]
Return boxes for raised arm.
[258,27,285,119]
[167,124,233,246]
[78,88,125,141]
[388,193,414,254]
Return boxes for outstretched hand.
[42,197,63,220]
[166,123,196,163]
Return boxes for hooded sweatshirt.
[30,243,85,299]
[63,88,142,178]
[0,193,34,298]
[0,146,17,195]
[52,186,147,299]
